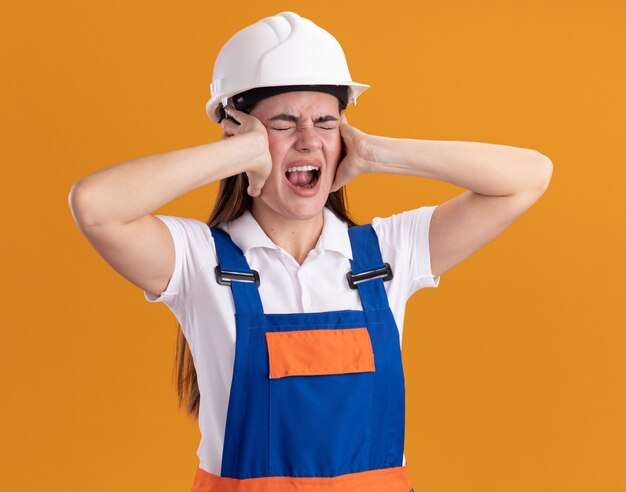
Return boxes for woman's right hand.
[220,105,273,197]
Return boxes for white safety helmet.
[205,11,370,123]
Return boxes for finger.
[339,115,351,136]
[330,178,343,193]
[330,166,346,193]
[245,174,264,197]
[224,105,245,122]
[331,171,348,192]
[221,118,239,133]
[225,104,244,114]
[247,182,262,197]
[221,117,234,130]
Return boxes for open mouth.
[284,165,320,189]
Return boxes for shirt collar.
[222,206,353,260]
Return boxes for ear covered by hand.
[330,113,373,193]
[219,105,273,197]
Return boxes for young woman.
[69,11,552,492]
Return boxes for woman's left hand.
[330,114,378,192]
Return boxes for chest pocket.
[265,327,376,379]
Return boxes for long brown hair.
[173,107,359,419]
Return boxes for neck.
[251,201,324,266]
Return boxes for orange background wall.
[2,1,624,491]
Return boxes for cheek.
[266,138,289,182]
[329,130,342,149]
[326,135,343,167]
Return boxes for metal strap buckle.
[346,262,394,289]
[215,266,260,287]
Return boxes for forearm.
[367,136,553,196]
[69,132,262,226]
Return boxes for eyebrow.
[268,114,338,124]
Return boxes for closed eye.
[272,127,336,131]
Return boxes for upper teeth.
[286,165,319,173]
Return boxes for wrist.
[215,131,265,175]
[248,132,271,171]
[363,134,393,174]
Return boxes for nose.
[294,126,322,152]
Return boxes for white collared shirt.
[144,205,440,475]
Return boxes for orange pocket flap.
[265,327,375,379]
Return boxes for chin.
[253,175,333,220]
[262,196,329,221]
[280,201,326,221]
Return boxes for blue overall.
[210,222,407,481]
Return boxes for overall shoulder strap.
[347,223,392,311]
[210,226,264,314]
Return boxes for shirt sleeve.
[372,205,440,297]
[143,214,214,312]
